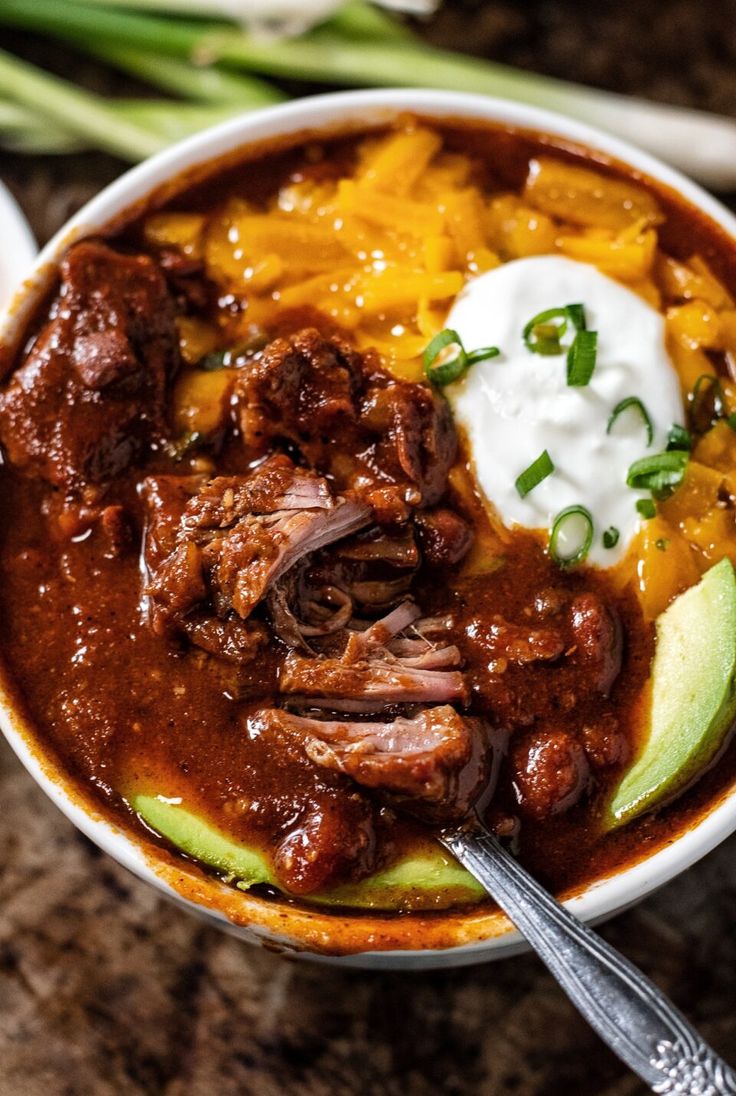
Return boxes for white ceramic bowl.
[0,179,36,309]
[2,89,736,970]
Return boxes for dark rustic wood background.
[1,3,735,1093]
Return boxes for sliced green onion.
[515,449,555,498]
[522,304,596,385]
[566,329,598,386]
[423,328,499,387]
[607,396,654,446]
[549,505,594,568]
[466,345,502,366]
[728,413,736,432]
[523,307,569,355]
[522,303,586,356]
[655,537,670,550]
[666,423,692,451]
[564,303,586,331]
[689,373,725,434]
[636,498,657,519]
[627,449,689,499]
[602,526,620,549]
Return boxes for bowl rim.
[2,86,736,964]
[0,178,36,311]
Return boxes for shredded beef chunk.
[281,601,468,711]
[0,240,179,490]
[244,709,382,894]
[265,706,492,825]
[237,328,456,523]
[142,455,370,660]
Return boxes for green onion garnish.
[636,498,657,519]
[627,449,689,499]
[423,328,499,387]
[666,423,692,451]
[522,303,586,356]
[656,537,670,551]
[522,307,569,355]
[728,413,736,432]
[549,504,594,568]
[515,449,555,498]
[522,304,597,385]
[689,373,725,434]
[564,303,586,331]
[603,526,620,549]
[607,396,654,446]
[567,329,598,386]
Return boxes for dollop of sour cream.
[446,255,684,566]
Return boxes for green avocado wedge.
[605,557,736,830]
[132,792,484,911]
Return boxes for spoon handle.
[442,828,736,1095]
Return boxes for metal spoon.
[441,824,736,1094]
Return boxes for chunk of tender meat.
[414,508,473,567]
[280,601,468,710]
[283,652,468,708]
[273,794,378,895]
[236,328,457,523]
[0,240,179,490]
[266,706,492,824]
[336,526,420,568]
[180,456,334,534]
[569,593,623,696]
[511,728,590,819]
[465,616,566,665]
[143,455,370,642]
[240,326,363,441]
[140,474,205,569]
[362,381,457,509]
[242,708,381,894]
[183,614,268,665]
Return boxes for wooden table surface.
[1,4,735,1092]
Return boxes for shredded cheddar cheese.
[144,120,736,618]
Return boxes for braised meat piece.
[237,328,457,523]
[465,591,622,691]
[414,508,473,567]
[568,593,623,696]
[510,728,591,819]
[267,705,491,824]
[267,526,421,650]
[140,474,204,568]
[143,455,371,654]
[0,240,179,491]
[273,794,378,895]
[240,325,363,440]
[242,709,382,895]
[281,601,468,710]
[465,616,566,666]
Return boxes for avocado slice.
[132,792,484,911]
[606,557,736,829]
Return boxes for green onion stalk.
[0,0,735,186]
[0,49,264,159]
